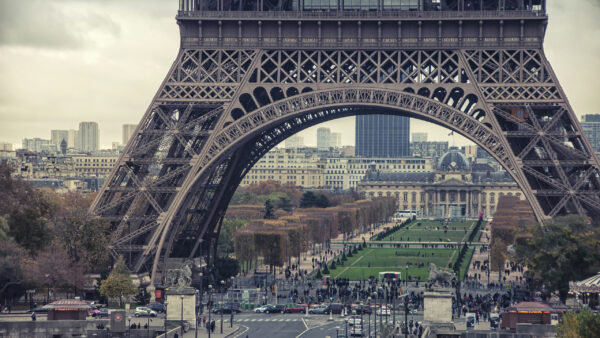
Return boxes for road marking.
[233,325,249,338]
[295,317,310,338]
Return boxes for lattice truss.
[91,46,600,276]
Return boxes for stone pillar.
[424,290,453,323]
[166,287,197,324]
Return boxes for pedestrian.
[210,320,215,333]
[31,312,36,321]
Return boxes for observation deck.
[175,0,547,49]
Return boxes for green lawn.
[379,219,481,243]
[325,248,468,281]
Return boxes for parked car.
[27,306,48,313]
[254,305,271,313]
[147,303,166,313]
[264,304,286,314]
[308,305,328,314]
[89,301,106,309]
[134,307,157,317]
[212,303,242,314]
[91,308,110,318]
[352,304,372,315]
[466,312,476,328]
[325,303,344,314]
[285,304,306,313]
[489,313,500,329]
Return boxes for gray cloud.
[0,0,121,49]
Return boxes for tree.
[277,196,294,212]
[300,191,318,208]
[28,241,89,297]
[99,256,137,306]
[0,216,10,241]
[213,257,240,282]
[51,192,110,271]
[0,240,29,303]
[557,309,600,338]
[513,215,600,303]
[7,207,52,255]
[264,200,276,219]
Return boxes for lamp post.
[220,280,225,334]
[180,295,184,337]
[128,316,132,337]
[404,296,409,338]
[393,282,396,327]
[360,301,363,337]
[195,290,199,338]
[147,309,151,338]
[164,301,169,337]
[367,297,371,338]
[230,276,235,328]
[405,263,409,288]
[208,285,213,338]
[374,292,377,338]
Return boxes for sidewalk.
[160,321,240,338]
[184,322,240,338]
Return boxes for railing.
[177,9,546,20]
[181,36,541,48]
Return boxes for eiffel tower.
[90,0,600,285]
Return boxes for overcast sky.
[1,0,599,149]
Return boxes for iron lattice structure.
[90,0,600,285]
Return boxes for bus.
[395,210,419,218]
[378,271,401,280]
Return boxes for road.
[229,311,426,338]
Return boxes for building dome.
[437,147,470,171]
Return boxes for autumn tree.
[557,309,600,338]
[0,240,29,303]
[513,215,600,303]
[27,241,89,298]
[50,192,110,271]
[99,256,137,307]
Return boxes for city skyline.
[0,1,599,150]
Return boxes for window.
[403,192,408,202]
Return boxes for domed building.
[357,148,525,219]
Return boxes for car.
[91,308,110,318]
[147,303,166,313]
[89,301,106,309]
[211,303,242,314]
[376,306,391,316]
[325,303,344,314]
[347,317,363,337]
[134,307,157,317]
[284,304,306,313]
[27,306,48,313]
[308,305,328,314]
[489,313,500,329]
[254,305,271,313]
[352,305,372,315]
[264,304,286,314]
[465,312,476,328]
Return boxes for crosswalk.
[235,318,301,322]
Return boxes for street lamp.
[220,280,225,334]
[230,276,235,328]
[367,297,371,338]
[208,285,213,338]
[128,316,132,337]
[404,296,409,338]
[180,295,184,337]
[147,309,151,338]
[195,290,200,338]
[405,263,409,288]
[164,301,169,337]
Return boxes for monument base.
[423,290,453,323]
[166,287,197,324]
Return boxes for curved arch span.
[150,87,524,283]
